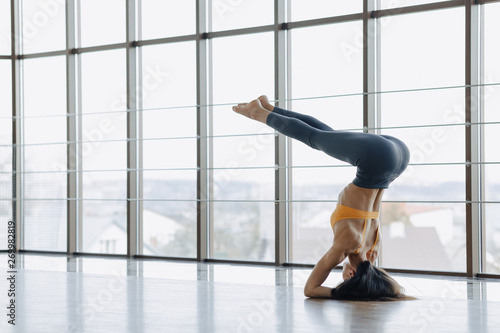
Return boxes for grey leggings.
[266,107,410,189]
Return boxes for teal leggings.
[266,107,410,189]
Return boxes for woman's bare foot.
[257,95,275,112]
[232,99,271,124]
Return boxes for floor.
[1,254,499,333]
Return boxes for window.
[80,49,127,254]
[141,0,196,40]
[21,0,66,54]
[288,21,363,264]
[79,0,125,47]
[3,0,499,277]
[23,56,67,251]
[379,8,466,272]
[211,32,275,261]
[141,41,197,257]
[379,0,451,10]
[0,60,12,249]
[483,2,500,274]
[0,1,10,55]
[290,0,362,21]
[210,0,274,32]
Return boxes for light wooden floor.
[1,254,499,332]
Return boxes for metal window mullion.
[275,0,287,265]
[197,0,209,261]
[466,0,481,277]
[364,0,377,133]
[478,3,486,274]
[126,0,140,257]
[285,0,292,264]
[11,0,22,250]
[66,0,79,254]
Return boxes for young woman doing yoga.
[233,96,411,301]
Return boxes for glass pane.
[0,60,12,248]
[484,124,500,163]
[24,144,66,172]
[290,0,362,22]
[212,136,274,169]
[212,169,274,201]
[380,7,464,91]
[211,31,275,261]
[81,49,127,254]
[291,22,363,98]
[0,0,10,54]
[381,126,464,164]
[484,3,500,122]
[143,171,196,201]
[212,202,274,261]
[211,0,273,32]
[23,56,66,118]
[379,0,451,10]
[141,0,196,40]
[24,172,66,199]
[485,165,500,202]
[0,200,12,249]
[143,200,197,257]
[384,165,465,202]
[292,167,357,200]
[24,200,67,251]
[79,0,125,47]
[484,5,500,274]
[82,171,126,200]
[143,139,196,170]
[379,202,465,272]
[23,56,67,251]
[484,203,500,274]
[380,88,465,127]
[141,42,197,129]
[141,42,197,257]
[82,200,127,253]
[22,0,66,54]
[288,21,363,264]
[289,201,334,264]
[484,3,500,85]
[212,32,274,105]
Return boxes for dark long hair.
[331,261,411,301]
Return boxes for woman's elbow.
[304,285,313,298]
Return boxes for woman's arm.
[304,245,347,298]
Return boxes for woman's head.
[333,261,408,301]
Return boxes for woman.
[233,96,411,301]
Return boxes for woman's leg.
[258,95,334,131]
[232,98,360,166]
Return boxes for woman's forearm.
[304,285,334,298]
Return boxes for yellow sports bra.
[330,204,380,255]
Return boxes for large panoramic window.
[379,8,465,272]
[3,0,499,277]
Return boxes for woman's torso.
[333,183,385,260]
